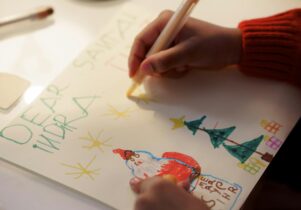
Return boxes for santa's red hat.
[113,148,135,160]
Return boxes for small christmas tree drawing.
[222,135,263,163]
[184,116,206,135]
[171,115,273,163]
[203,126,236,149]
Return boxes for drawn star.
[104,104,132,119]
[80,131,112,152]
[62,156,100,180]
[170,116,186,129]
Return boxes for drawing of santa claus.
[113,148,201,191]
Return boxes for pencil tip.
[127,82,139,98]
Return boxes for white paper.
[0,3,301,210]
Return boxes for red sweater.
[238,9,301,87]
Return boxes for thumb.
[140,39,193,75]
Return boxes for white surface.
[0,0,300,210]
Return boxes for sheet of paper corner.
[0,72,30,110]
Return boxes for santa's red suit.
[113,149,201,187]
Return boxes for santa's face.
[126,152,168,179]
[127,152,155,168]
[128,152,143,166]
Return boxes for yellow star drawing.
[104,104,132,119]
[170,116,186,130]
[80,131,112,152]
[62,156,100,180]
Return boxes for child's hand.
[129,10,241,78]
[130,176,210,210]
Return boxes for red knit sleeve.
[238,9,301,87]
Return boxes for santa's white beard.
[128,156,169,179]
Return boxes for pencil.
[0,6,54,27]
[127,0,199,97]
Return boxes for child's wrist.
[227,28,242,66]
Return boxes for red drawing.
[113,148,201,191]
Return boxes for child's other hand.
[130,176,210,210]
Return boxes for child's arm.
[128,9,301,86]
[238,9,301,86]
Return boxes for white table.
[0,0,300,209]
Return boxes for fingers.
[139,176,167,194]
[140,38,197,76]
[161,174,178,184]
[141,65,189,79]
[130,176,206,210]
[128,10,174,77]
[178,179,191,192]
[130,175,190,195]
[130,176,169,195]
[130,177,143,194]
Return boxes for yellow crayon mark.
[80,131,112,152]
[237,157,266,175]
[104,104,132,119]
[170,116,185,130]
[260,119,268,127]
[62,156,100,180]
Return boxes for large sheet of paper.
[1,3,301,210]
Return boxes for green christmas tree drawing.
[181,116,272,163]
[203,126,236,148]
[184,116,206,135]
[223,135,264,163]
